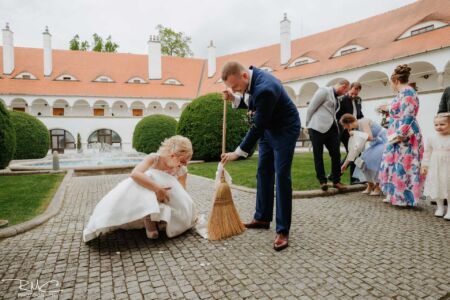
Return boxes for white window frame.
[14,72,37,80]
[398,21,448,40]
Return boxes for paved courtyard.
[0,173,449,299]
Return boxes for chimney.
[148,35,162,80]
[280,13,291,65]
[43,26,52,77]
[207,40,216,78]
[2,23,14,75]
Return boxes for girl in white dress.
[83,135,197,242]
[421,113,450,219]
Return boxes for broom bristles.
[207,179,245,241]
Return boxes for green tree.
[92,33,104,52]
[69,33,118,52]
[104,35,119,52]
[69,34,90,51]
[156,24,193,57]
[80,40,90,51]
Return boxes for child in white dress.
[83,135,197,242]
[421,113,450,220]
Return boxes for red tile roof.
[200,0,450,93]
[1,0,449,100]
[0,48,205,99]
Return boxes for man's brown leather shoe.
[333,182,347,191]
[244,219,270,229]
[273,233,289,251]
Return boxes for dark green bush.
[10,111,50,159]
[133,114,177,153]
[176,93,253,161]
[0,102,16,168]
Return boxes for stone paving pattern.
[0,173,449,299]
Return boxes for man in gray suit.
[306,80,350,191]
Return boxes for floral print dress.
[379,86,424,206]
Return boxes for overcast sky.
[0,0,416,58]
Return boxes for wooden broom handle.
[222,100,227,154]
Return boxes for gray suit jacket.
[306,86,340,133]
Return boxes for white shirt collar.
[246,69,253,93]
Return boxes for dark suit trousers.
[309,124,341,184]
[254,124,299,234]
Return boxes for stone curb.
[0,170,73,239]
[188,174,366,199]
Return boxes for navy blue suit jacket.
[238,66,300,153]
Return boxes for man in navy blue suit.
[220,62,300,251]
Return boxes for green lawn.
[189,152,351,191]
[0,173,65,226]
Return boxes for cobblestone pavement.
[1,174,449,299]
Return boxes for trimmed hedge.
[0,102,16,169]
[177,93,252,161]
[10,111,50,159]
[133,114,177,153]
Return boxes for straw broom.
[207,100,246,240]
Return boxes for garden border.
[0,170,73,239]
[188,174,366,199]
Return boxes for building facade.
[1,0,450,153]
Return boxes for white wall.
[38,116,142,152]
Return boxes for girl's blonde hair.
[158,135,193,158]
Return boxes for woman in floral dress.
[379,64,424,206]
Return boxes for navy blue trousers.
[253,125,300,234]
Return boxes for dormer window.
[14,72,37,80]
[398,21,447,39]
[94,75,114,83]
[341,47,357,56]
[55,74,77,81]
[163,78,182,86]
[332,45,366,58]
[411,24,434,36]
[288,56,317,68]
[127,77,147,84]
[260,67,273,73]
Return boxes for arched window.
[88,129,122,149]
[127,76,147,84]
[55,73,78,81]
[49,129,75,154]
[14,72,37,80]
[163,78,182,85]
[332,45,366,58]
[260,67,273,73]
[94,75,114,83]
[289,57,317,68]
[398,21,448,39]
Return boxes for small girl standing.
[83,135,197,242]
[421,113,450,219]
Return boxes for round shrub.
[133,114,177,153]
[10,111,50,159]
[177,93,253,161]
[0,102,16,168]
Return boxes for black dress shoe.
[320,183,328,191]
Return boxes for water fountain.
[9,143,146,174]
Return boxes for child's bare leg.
[144,215,159,239]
